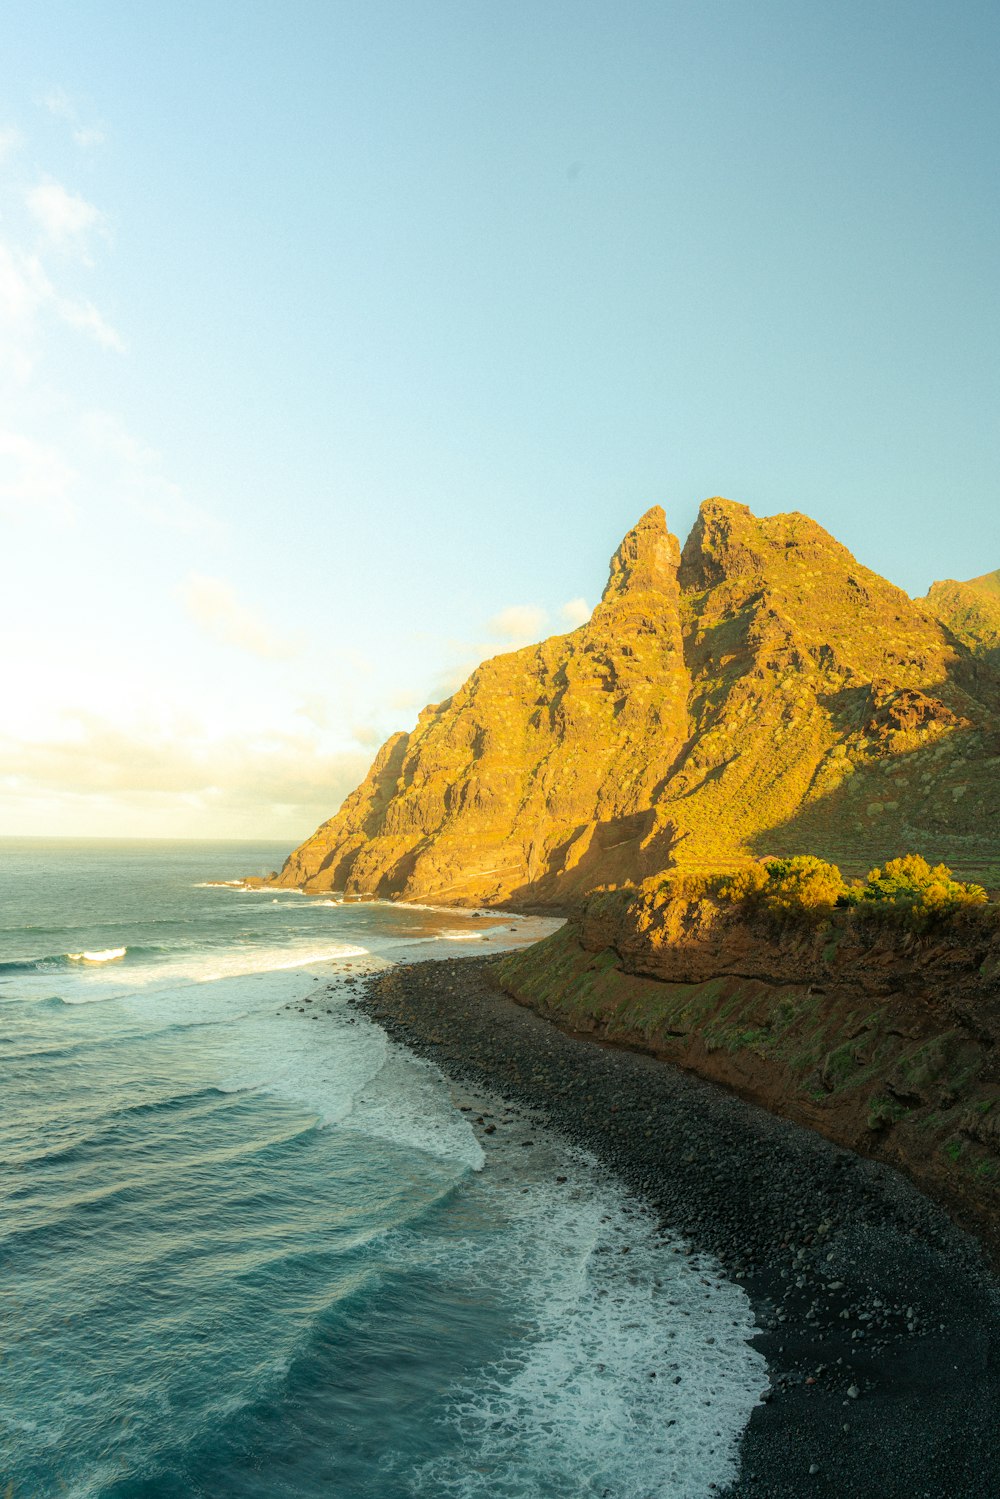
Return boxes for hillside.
[496,879,1000,1249]
[923,570,1000,672]
[276,501,1000,904]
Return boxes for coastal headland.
[269,495,1000,1254]
[274,501,1000,907]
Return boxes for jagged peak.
[600,505,681,603]
[679,496,756,588]
[679,496,878,594]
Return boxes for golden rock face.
[278,501,1000,905]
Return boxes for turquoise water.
[0,839,766,1498]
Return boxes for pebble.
[340,954,1000,1499]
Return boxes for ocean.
[0,839,766,1498]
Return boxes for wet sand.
[344,953,1000,1499]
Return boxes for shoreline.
[348,953,1000,1498]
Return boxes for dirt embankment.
[496,889,1000,1251]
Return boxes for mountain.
[922,569,1000,668]
[966,568,1000,600]
[277,501,1000,904]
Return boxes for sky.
[2,0,998,842]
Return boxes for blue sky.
[2,1,998,838]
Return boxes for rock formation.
[277,501,1000,904]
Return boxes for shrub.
[857,854,988,929]
[758,856,847,922]
[660,852,993,935]
[657,870,720,903]
[717,863,770,905]
[717,855,846,925]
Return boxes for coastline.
[347,953,1000,1499]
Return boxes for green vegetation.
[660,851,992,933]
[845,854,989,930]
[866,1096,909,1131]
[720,855,845,923]
[495,890,1000,1238]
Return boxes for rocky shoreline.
[347,954,1000,1498]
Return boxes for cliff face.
[280,506,692,902]
[279,500,1000,904]
[497,891,1000,1247]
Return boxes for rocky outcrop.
[277,500,1000,904]
[497,889,1000,1245]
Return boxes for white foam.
[277,1003,482,1171]
[19,943,373,1010]
[125,943,370,991]
[193,882,306,895]
[339,1046,485,1173]
[181,977,484,1173]
[67,947,127,964]
[407,1167,767,1498]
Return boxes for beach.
[352,953,1000,1499]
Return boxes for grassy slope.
[497,921,1000,1247]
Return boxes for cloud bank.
[181,574,301,660]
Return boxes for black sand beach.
[343,954,1000,1499]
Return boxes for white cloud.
[0,242,53,326]
[489,603,549,643]
[42,88,105,149]
[388,686,424,710]
[42,87,74,120]
[560,596,591,627]
[0,239,121,359]
[0,244,50,379]
[27,180,108,253]
[81,411,220,535]
[0,428,77,521]
[0,715,370,838]
[182,573,301,660]
[349,720,385,748]
[297,694,334,730]
[0,127,23,162]
[57,296,125,351]
[417,602,556,707]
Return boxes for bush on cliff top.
[658,856,846,924]
[662,853,992,932]
[847,854,989,929]
[721,855,846,925]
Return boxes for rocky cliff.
[496,886,1000,1246]
[278,500,1000,904]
